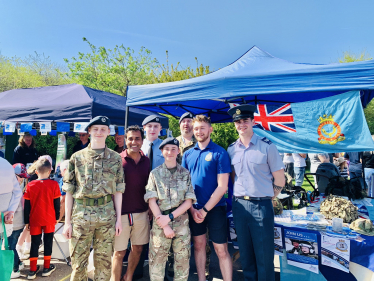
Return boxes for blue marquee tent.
[127,46,374,123]
[0,84,168,128]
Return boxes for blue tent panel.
[127,46,374,123]
[0,84,168,128]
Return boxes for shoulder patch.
[261,137,272,145]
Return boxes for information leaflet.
[285,229,319,274]
[274,227,283,256]
[321,234,350,273]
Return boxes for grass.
[291,169,315,192]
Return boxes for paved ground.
[14,242,280,281]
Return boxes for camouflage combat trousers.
[149,212,190,281]
[69,202,116,281]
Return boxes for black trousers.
[30,232,54,258]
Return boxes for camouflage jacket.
[144,163,196,211]
[63,144,125,199]
[176,135,197,164]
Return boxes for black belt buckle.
[93,198,99,206]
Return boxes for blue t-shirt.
[182,140,231,208]
[58,177,66,196]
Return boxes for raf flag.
[253,91,374,153]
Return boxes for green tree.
[0,52,70,93]
[338,51,374,134]
[339,51,372,63]
[64,38,158,96]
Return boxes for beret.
[227,104,257,122]
[159,137,179,150]
[179,112,194,124]
[85,116,111,130]
[142,115,161,126]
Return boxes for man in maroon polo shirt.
[111,125,151,281]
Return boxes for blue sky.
[1,0,373,71]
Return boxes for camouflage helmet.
[350,218,374,236]
[320,195,358,223]
[272,197,283,215]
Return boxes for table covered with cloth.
[277,199,374,281]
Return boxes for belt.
[235,196,272,201]
[75,195,112,206]
[161,207,178,215]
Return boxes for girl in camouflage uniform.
[145,137,196,281]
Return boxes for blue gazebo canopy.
[0,84,168,127]
[127,46,374,123]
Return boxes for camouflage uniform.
[176,135,196,165]
[144,163,196,281]
[63,144,125,281]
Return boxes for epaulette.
[228,140,238,147]
[261,137,272,145]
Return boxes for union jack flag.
[254,103,296,133]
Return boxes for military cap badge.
[236,109,241,115]
[101,117,106,122]
[174,139,178,144]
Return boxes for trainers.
[11,270,21,279]
[42,265,56,277]
[27,266,40,280]
[19,262,25,270]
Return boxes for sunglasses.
[78,134,88,137]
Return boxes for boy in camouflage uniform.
[145,137,196,281]
[62,116,125,281]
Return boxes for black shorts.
[188,205,227,244]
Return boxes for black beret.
[159,137,179,150]
[227,104,257,122]
[85,116,111,130]
[179,112,194,124]
[142,115,162,126]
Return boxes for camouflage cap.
[272,197,283,215]
[320,195,358,223]
[350,218,374,236]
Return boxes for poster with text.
[321,234,350,273]
[274,227,284,256]
[285,229,319,274]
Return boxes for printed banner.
[274,227,284,256]
[285,229,319,274]
[4,122,16,133]
[73,123,89,133]
[20,123,33,132]
[321,235,350,273]
[56,122,70,132]
[253,91,374,153]
[39,122,52,133]
[117,126,125,136]
[110,125,116,135]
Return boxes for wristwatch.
[169,213,174,222]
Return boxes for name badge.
[205,152,213,162]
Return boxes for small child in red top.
[23,159,61,280]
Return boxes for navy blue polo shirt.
[182,140,231,208]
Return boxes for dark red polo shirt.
[120,150,151,215]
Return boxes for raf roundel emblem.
[236,109,241,115]
[101,117,106,122]
[174,139,178,144]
